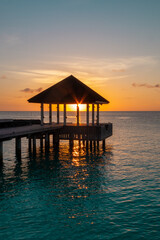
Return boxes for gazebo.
[28,75,109,126]
[0,75,112,162]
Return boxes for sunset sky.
[0,0,160,111]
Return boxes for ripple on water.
[0,111,160,239]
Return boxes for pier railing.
[59,123,112,141]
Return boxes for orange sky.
[0,72,159,111]
[0,1,160,111]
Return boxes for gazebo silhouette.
[0,75,112,162]
[28,75,109,126]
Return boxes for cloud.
[132,83,160,88]
[30,69,70,77]
[112,69,126,72]
[37,55,156,78]
[5,55,157,87]
[0,75,7,79]
[6,69,71,84]
[21,87,43,93]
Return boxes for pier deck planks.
[0,123,62,141]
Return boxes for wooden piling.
[90,140,92,150]
[69,140,73,151]
[0,141,3,163]
[69,133,74,150]
[33,136,36,155]
[53,133,59,148]
[93,141,96,151]
[16,137,21,159]
[86,141,89,151]
[45,133,50,152]
[40,137,43,152]
[102,139,105,150]
[97,141,99,150]
[28,138,32,152]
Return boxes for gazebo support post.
[49,104,52,124]
[86,104,89,126]
[41,103,44,125]
[64,104,66,125]
[92,104,94,126]
[77,104,79,126]
[57,104,59,124]
[97,104,99,125]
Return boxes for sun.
[68,104,86,111]
[78,104,86,111]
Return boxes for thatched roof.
[28,75,109,104]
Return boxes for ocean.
[0,111,160,240]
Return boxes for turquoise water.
[0,111,160,240]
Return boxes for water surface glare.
[0,111,160,239]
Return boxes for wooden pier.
[0,75,113,162]
[0,122,112,162]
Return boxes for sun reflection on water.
[0,138,113,229]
